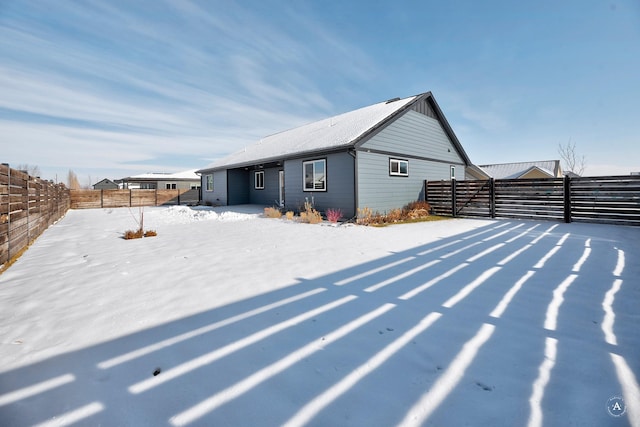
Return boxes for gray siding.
[201,170,227,205]
[157,180,200,190]
[249,167,281,206]
[283,151,356,218]
[362,110,464,164]
[357,151,459,214]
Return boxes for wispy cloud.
[0,0,375,181]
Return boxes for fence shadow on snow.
[0,220,638,426]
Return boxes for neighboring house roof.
[199,92,470,172]
[477,160,562,179]
[119,169,200,182]
[93,178,118,187]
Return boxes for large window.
[205,174,214,191]
[255,171,265,190]
[390,158,409,177]
[303,159,326,191]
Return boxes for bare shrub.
[285,211,295,220]
[326,208,343,223]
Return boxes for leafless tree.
[67,170,81,189]
[558,139,586,176]
[15,164,41,177]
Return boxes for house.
[197,92,472,218]
[467,160,563,180]
[118,170,201,190]
[92,178,119,190]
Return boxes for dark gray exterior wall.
[249,167,281,206]
[356,109,465,214]
[227,169,250,205]
[201,170,227,205]
[283,151,356,218]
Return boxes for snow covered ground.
[0,205,638,427]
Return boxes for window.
[390,158,409,176]
[303,159,326,191]
[255,171,265,189]
[450,166,456,180]
[205,174,214,191]
[166,183,176,189]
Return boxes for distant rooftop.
[478,160,562,179]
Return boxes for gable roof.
[199,92,470,172]
[93,178,118,186]
[478,160,562,179]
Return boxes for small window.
[166,183,177,189]
[255,171,265,189]
[303,159,326,191]
[390,158,409,177]
[205,174,214,191]
[450,166,456,180]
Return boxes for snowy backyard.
[0,205,638,427]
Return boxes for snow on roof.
[479,160,560,179]
[202,94,420,170]
[124,169,199,180]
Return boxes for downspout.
[349,149,358,220]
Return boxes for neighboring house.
[118,170,201,190]
[197,91,472,218]
[467,160,563,180]
[92,178,119,190]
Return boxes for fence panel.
[494,178,565,221]
[70,188,201,209]
[570,176,640,226]
[425,175,640,226]
[455,179,492,217]
[425,181,453,216]
[0,164,70,267]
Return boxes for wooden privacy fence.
[1,164,70,266]
[426,175,640,226]
[70,188,200,209]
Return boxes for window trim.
[254,170,265,190]
[303,159,327,192]
[205,174,214,191]
[389,158,409,177]
[450,166,456,180]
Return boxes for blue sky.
[1,0,639,184]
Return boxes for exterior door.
[279,170,285,207]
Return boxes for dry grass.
[357,200,439,226]
[285,211,295,220]
[123,228,157,240]
[299,201,323,224]
[263,207,282,218]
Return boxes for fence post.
[451,179,457,217]
[563,175,572,223]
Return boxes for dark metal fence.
[426,175,640,226]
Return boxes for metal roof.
[478,160,561,179]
